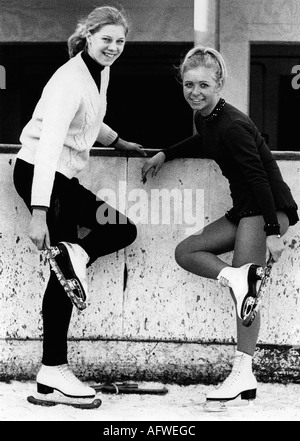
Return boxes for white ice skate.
[45,242,89,311]
[204,351,257,412]
[217,263,264,325]
[36,364,95,397]
[27,364,101,409]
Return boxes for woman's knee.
[277,211,289,236]
[175,240,188,268]
[125,220,137,246]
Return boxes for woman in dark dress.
[142,46,298,405]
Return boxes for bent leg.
[14,161,78,365]
[79,200,137,266]
[233,212,289,356]
[175,216,237,279]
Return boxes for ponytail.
[67,22,87,58]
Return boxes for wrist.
[32,208,47,218]
[264,223,280,236]
[110,135,120,147]
[113,138,126,150]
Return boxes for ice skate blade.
[242,260,274,327]
[28,391,101,409]
[93,382,168,395]
[203,397,256,413]
[45,249,87,311]
[203,401,228,413]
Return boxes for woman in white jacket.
[14,6,145,401]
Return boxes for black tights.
[14,159,137,365]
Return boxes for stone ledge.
[1,144,300,160]
[1,340,299,384]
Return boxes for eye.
[184,82,194,89]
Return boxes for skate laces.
[218,276,230,288]
[57,364,84,386]
[217,355,243,389]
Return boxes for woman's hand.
[266,235,285,262]
[141,151,166,183]
[114,138,147,157]
[29,209,51,251]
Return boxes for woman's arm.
[162,134,203,162]
[28,80,81,250]
[224,121,284,261]
[141,134,203,183]
[31,81,81,208]
[224,121,279,230]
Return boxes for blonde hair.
[68,6,129,58]
[179,46,227,85]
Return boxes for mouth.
[190,99,204,105]
[102,52,117,60]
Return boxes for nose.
[107,41,118,52]
[191,84,202,96]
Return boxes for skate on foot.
[28,364,100,408]
[45,242,89,311]
[242,258,274,327]
[204,351,257,412]
[217,262,268,325]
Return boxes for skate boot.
[204,351,257,412]
[45,242,89,311]
[27,364,102,409]
[217,263,263,325]
[36,364,96,398]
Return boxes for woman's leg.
[205,211,289,404]
[70,178,137,265]
[37,176,80,365]
[233,211,290,356]
[41,177,138,363]
[13,160,78,366]
[174,215,237,279]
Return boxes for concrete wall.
[1,0,300,383]
[1,147,300,383]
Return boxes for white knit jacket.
[17,51,118,207]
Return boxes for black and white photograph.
[0,0,300,424]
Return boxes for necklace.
[203,98,226,122]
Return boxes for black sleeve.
[224,121,279,231]
[162,134,204,162]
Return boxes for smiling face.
[86,24,126,66]
[183,65,223,116]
